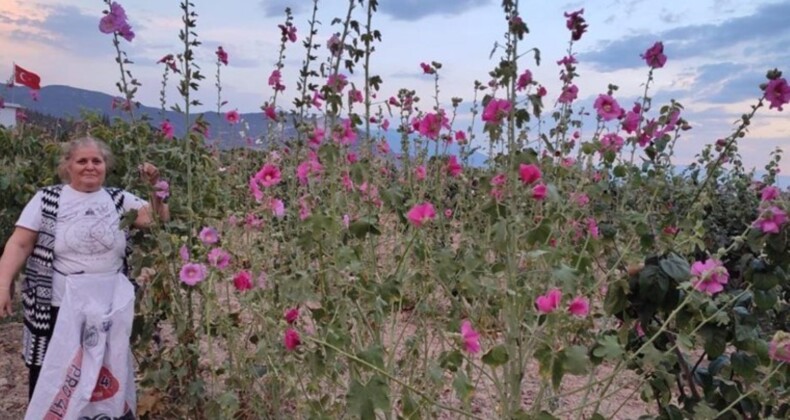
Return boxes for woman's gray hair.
[57,136,114,182]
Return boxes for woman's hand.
[138,162,160,186]
[0,287,12,318]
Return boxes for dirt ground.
[0,322,27,420]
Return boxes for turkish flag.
[14,64,41,90]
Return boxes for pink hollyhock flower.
[417,112,449,140]
[381,119,390,131]
[444,209,453,218]
[641,42,666,69]
[333,118,357,145]
[420,62,434,74]
[284,307,299,324]
[753,206,788,234]
[309,126,325,147]
[537,85,547,97]
[349,88,363,104]
[263,104,277,121]
[557,55,577,66]
[564,8,587,41]
[593,94,623,121]
[622,109,640,134]
[233,270,253,291]
[199,226,219,245]
[179,245,190,263]
[154,179,170,200]
[225,110,240,124]
[587,217,600,239]
[268,70,285,91]
[571,192,589,207]
[299,197,312,220]
[761,186,780,202]
[377,140,391,155]
[663,225,679,236]
[535,288,562,314]
[216,46,228,65]
[690,258,729,295]
[558,84,579,104]
[249,177,264,202]
[516,69,533,91]
[255,164,282,188]
[341,172,355,191]
[207,247,231,270]
[567,296,590,317]
[160,120,174,139]
[532,184,547,200]
[388,96,400,106]
[296,159,323,185]
[278,23,297,42]
[768,331,790,363]
[327,33,342,56]
[460,320,481,354]
[455,130,467,144]
[343,214,350,228]
[284,328,301,350]
[180,262,207,286]
[764,78,790,111]
[407,202,436,227]
[414,165,427,181]
[600,133,625,153]
[446,155,463,177]
[346,152,358,164]
[99,2,134,41]
[491,173,507,186]
[245,213,264,229]
[326,74,348,93]
[270,198,285,218]
[482,98,512,126]
[518,163,542,185]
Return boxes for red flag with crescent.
[14,64,41,90]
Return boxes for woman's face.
[67,146,106,192]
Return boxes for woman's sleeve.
[122,191,149,211]
[15,191,43,232]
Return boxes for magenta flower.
[284,328,301,351]
[600,133,625,153]
[199,226,220,245]
[327,33,342,56]
[160,120,174,139]
[594,94,623,121]
[564,8,588,41]
[270,198,285,218]
[764,78,790,111]
[768,332,790,363]
[690,258,729,295]
[491,173,506,186]
[255,164,282,188]
[641,42,667,69]
[216,46,228,65]
[558,84,579,104]
[225,110,240,124]
[761,186,780,202]
[532,184,547,200]
[179,245,190,263]
[455,130,467,144]
[332,118,357,145]
[207,248,231,270]
[278,23,297,43]
[263,104,277,121]
[482,98,512,126]
[233,270,252,291]
[446,155,462,177]
[180,263,207,286]
[567,296,590,317]
[407,202,436,227]
[284,307,299,324]
[268,70,285,92]
[460,320,481,354]
[414,165,427,181]
[417,112,449,140]
[753,206,788,234]
[154,179,170,200]
[518,163,542,185]
[326,74,348,93]
[349,88,363,104]
[99,2,134,42]
[516,69,533,91]
[622,107,640,134]
[536,288,562,314]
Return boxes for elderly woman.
[0,136,169,401]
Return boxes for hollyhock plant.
[536,288,562,314]
[593,94,623,121]
[216,46,228,65]
[516,69,533,91]
[255,164,282,188]
[446,155,463,177]
[179,245,190,263]
[460,320,481,354]
[154,180,170,200]
[641,42,667,69]
[160,120,174,139]
[199,226,220,245]
[764,77,790,111]
[233,270,253,291]
[558,84,579,104]
[327,33,342,56]
[753,206,788,234]
[564,8,588,41]
[420,62,435,74]
[567,296,590,317]
[532,184,547,200]
[518,164,542,185]
[622,106,641,133]
[284,328,301,351]
[278,23,297,42]
[326,74,348,93]
[99,2,134,42]
[180,263,207,286]
[285,307,299,324]
[600,133,625,153]
[690,258,729,295]
[333,118,357,145]
[407,202,436,227]
[482,98,512,125]
[268,70,285,92]
[760,185,780,202]
[263,104,277,121]
[414,165,427,181]
[417,112,449,140]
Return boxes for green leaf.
[659,253,690,282]
[349,219,381,238]
[753,289,777,310]
[731,351,758,381]
[603,281,628,316]
[347,376,390,420]
[357,345,385,370]
[592,335,624,361]
[527,219,551,245]
[452,371,475,402]
[439,350,463,372]
[482,345,510,367]
[562,345,590,375]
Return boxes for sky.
[0,0,789,174]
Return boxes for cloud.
[580,1,790,71]
[259,0,308,18]
[377,0,492,21]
